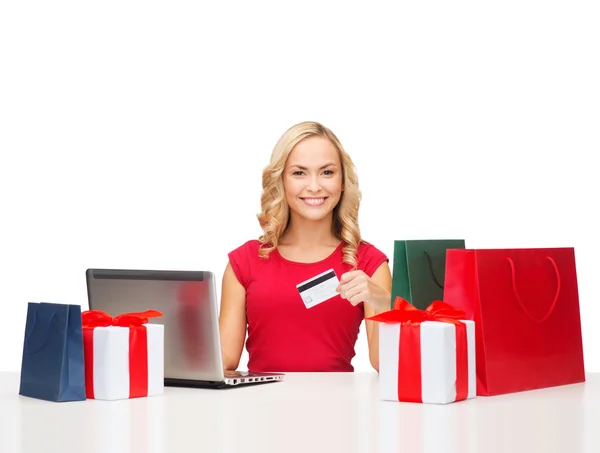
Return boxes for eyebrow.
[288,163,338,170]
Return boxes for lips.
[301,197,327,206]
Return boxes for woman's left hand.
[336,270,390,311]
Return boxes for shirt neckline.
[273,241,345,266]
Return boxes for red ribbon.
[82,310,163,399]
[367,297,469,402]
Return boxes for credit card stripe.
[297,270,337,293]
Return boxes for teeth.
[304,198,325,205]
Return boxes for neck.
[280,212,339,248]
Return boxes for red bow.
[82,309,163,328]
[367,297,466,325]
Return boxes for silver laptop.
[86,268,284,388]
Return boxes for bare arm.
[218,262,247,371]
[337,262,392,372]
[362,263,393,372]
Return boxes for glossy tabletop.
[1,371,599,453]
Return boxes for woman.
[219,121,391,373]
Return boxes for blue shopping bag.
[19,302,86,402]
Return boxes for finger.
[337,279,360,297]
[336,277,351,292]
[345,285,366,305]
[337,285,349,299]
[339,271,360,285]
[348,292,364,306]
[337,271,365,292]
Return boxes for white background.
[1,1,598,374]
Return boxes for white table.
[1,372,598,453]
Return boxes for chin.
[302,213,331,222]
[296,208,334,222]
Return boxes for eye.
[292,170,305,176]
[323,170,335,175]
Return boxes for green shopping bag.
[391,239,466,309]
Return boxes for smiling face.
[282,135,344,223]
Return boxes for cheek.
[283,179,301,199]
[324,178,343,195]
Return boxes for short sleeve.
[227,240,257,288]
[358,242,389,277]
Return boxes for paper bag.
[391,239,465,309]
[19,302,86,402]
[443,247,585,395]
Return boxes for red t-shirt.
[227,239,388,372]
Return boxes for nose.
[307,175,321,192]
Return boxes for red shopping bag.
[443,247,585,396]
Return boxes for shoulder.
[229,239,261,257]
[355,240,389,277]
[228,239,269,269]
[227,239,263,288]
[356,240,388,261]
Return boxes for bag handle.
[423,250,444,289]
[506,256,561,324]
[24,309,57,354]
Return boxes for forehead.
[286,136,340,166]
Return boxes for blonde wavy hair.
[257,121,362,268]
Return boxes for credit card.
[296,269,340,309]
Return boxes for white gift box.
[379,320,476,404]
[85,324,164,400]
